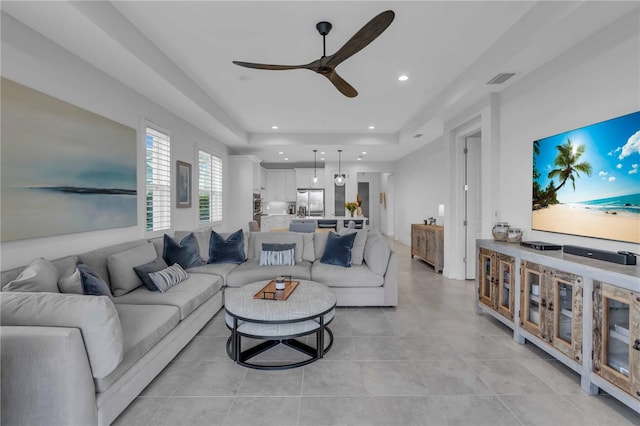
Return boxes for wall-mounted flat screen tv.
[532,110,640,244]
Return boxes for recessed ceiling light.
[278,151,284,155]
[320,157,325,161]
[357,156,362,161]
[284,157,288,161]
[320,151,325,155]
[398,75,409,81]
[362,151,367,155]
[271,125,279,130]
[368,125,375,130]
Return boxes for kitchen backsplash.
[264,201,291,215]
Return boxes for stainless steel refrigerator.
[296,189,325,217]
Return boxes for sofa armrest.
[1,326,98,426]
[0,292,123,378]
[383,250,398,306]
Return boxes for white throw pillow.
[58,267,84,294]
[338,228,368,265]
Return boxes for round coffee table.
[225,280,336,370]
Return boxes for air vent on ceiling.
[487,73,516,85]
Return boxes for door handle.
[633,339,640,351]
[540,299,547,308]
[548,302,554,311]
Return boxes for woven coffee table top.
[225,280,336,322]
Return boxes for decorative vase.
[492,222,509,241]
[275,276,286,291]
[506,227,523,243]
[349,211,354,217]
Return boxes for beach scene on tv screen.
[532,111,640,244]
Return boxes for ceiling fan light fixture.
[334,149,345,186]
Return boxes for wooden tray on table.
[253,280,300,301]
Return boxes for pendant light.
[313,149,318,185]
[334,149,345,186]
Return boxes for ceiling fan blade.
[323,71,358,98]
[232,61,305,71]
[326,10,395,67]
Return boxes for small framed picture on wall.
[176,161,192,208]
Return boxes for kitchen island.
[261,215,368,232]
[290,216,368,230]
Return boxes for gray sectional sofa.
[1,229,396,426]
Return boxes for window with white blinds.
[145,126,171,232]
[198,150,223,224]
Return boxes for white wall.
[393,138,447,246]
[498,20,639,254]
[1,14,230,270]
[394,13,640,277]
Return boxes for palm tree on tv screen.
[547,139,592,198]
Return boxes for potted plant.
[345,201,358,217]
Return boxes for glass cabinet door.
[555,280,574,344]
[497,256,515,319]
[605,298,630,378]
[594,281,636,397]
[521,261,543,336]
[479,250,493,307]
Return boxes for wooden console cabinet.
[411,224,444,272]
[476,240,640,414]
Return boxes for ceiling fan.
[233,10,395,98]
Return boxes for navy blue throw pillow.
[133,257,169,291]
[208,229,245,264]
[77,262,113,297]
[163,233,205,269]
[320,231,357,268]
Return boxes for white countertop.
[290,216,368,221]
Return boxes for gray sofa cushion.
[107,243,158,296]
[226,260,312,287]
[0,292,123,379]
[186,263,238,284]
[94,303,180,392]
[313,232,329,261]
[112,273,222,320]
[1,255,79,288]
[311,261,384,287]
[79,240,150,286]
[338,228,367,265]
[2,258,59,293]
[364,232,392,276]
[248,232,304,263]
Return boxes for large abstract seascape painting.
[1,78,137,241]
[532,110,640,244]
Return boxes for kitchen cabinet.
[593,281,640,401]
[520,261,583,363]
[260,215,293,232]
[411,224,443,273]
[478,248,515,321]
[265,170,296,202]
[296,168,324,188]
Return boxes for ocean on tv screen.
[531,110,640,244]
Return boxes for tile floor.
[113,240,640,426]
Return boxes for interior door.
[465,136,482,279]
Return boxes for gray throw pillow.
[2,258,59,293]
[107,243,158,296]
[338,228,367,265]
[58,267,84,294]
